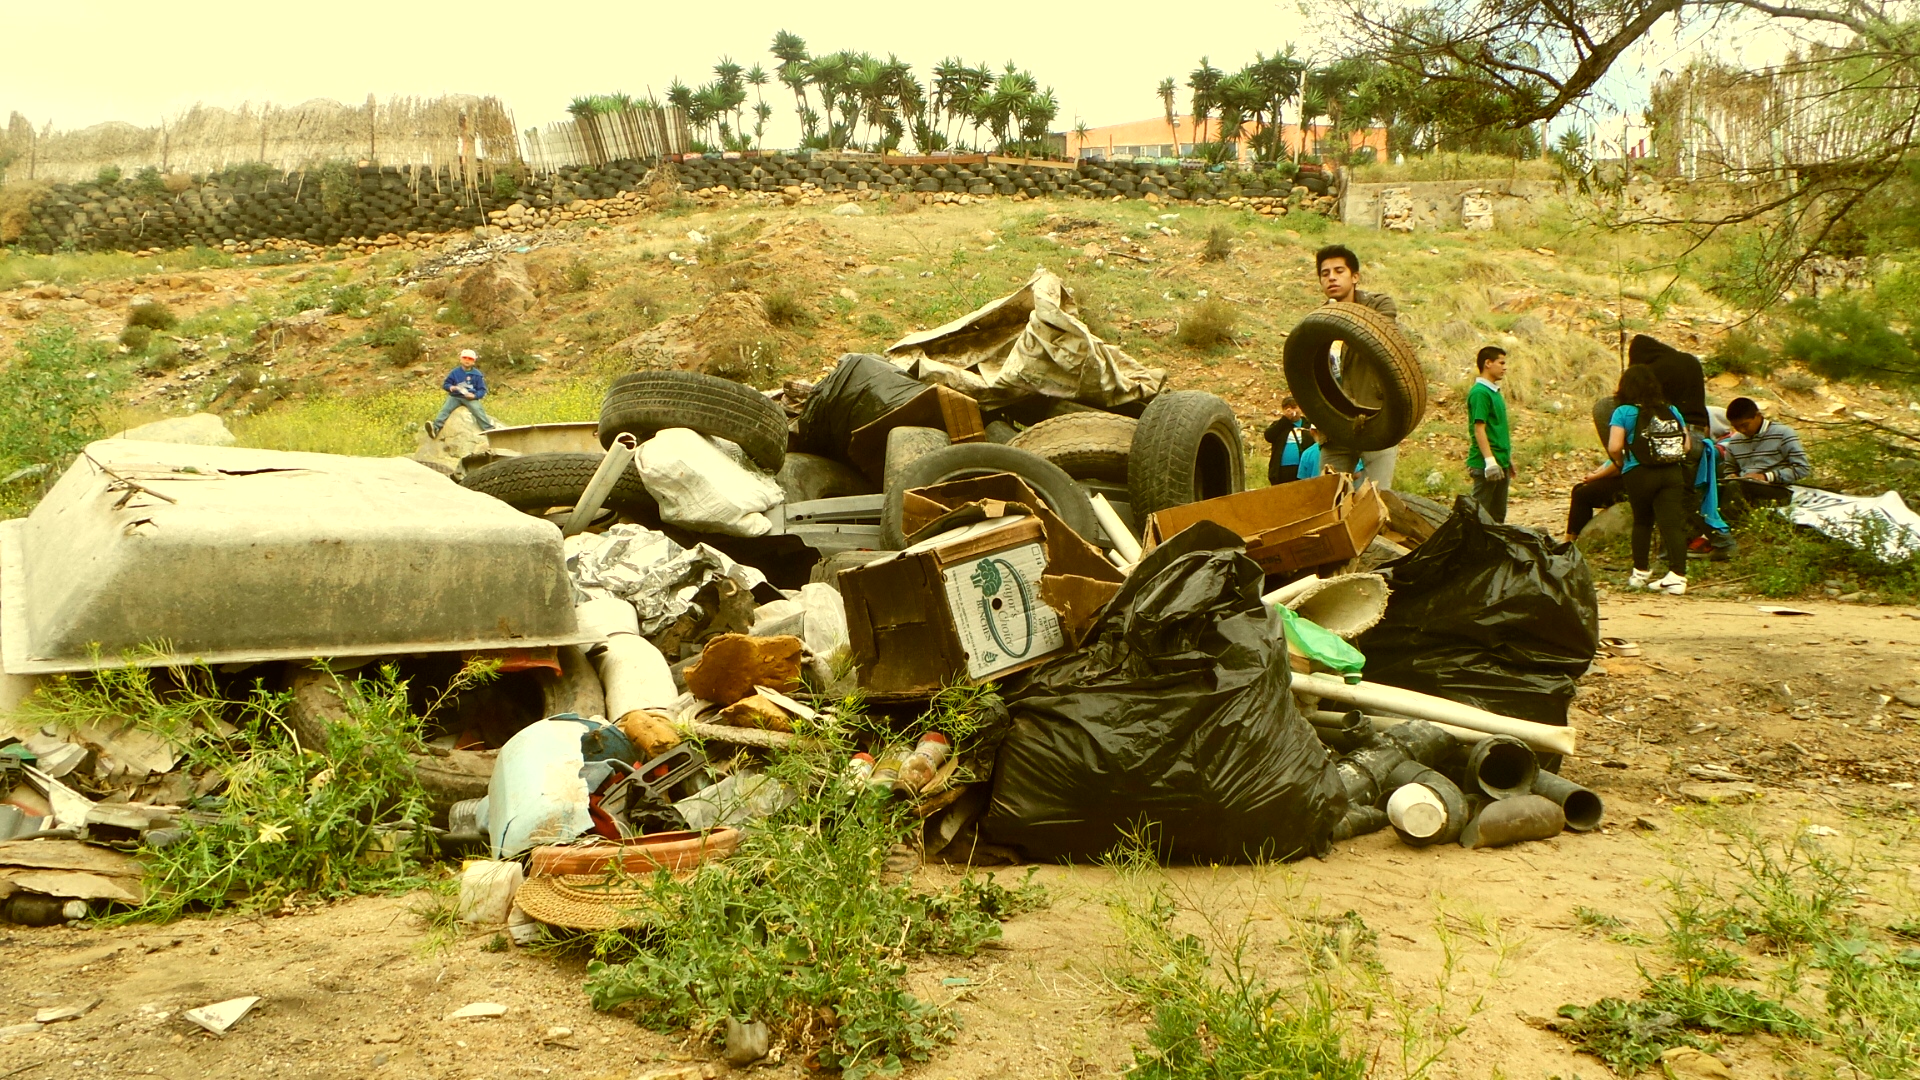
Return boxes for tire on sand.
[598,371,788,471]
[1127,391,1245,517]
[461,452,656,518]
[880,443,1100,549]
[1282,303,1426,452]
[1008,412,1136,483]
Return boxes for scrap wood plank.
[0,839,144,876]
[0,869,144,903]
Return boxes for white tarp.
[564,525,767,636]
[1785,486,1920,562]
[885,268,1165,408]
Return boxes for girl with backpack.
[1608,366,1693,595]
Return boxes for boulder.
[454,256,535,331]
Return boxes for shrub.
[1174,298,1239,349]
[118,324,153,354]
[563,259,594,292]
[132,166,167,198]
[1780,296,1919,382]
[1707,328,1776,377]
[95,165,122,186]
[365,314,424,367]
[126,300,179,331]
[703,335,783,387]
[479,328,537,372]
[491,172,519,201]
[1202,224,1234,262]
[327,282,370,316]
[763,289,809,327]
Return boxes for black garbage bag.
[794,353,927,463]
[1357,497,1599,727]
[984,521,1348,863]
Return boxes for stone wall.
[1340,179,1560,231]
[9,153,1343,256]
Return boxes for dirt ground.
[5,535,1917,1080]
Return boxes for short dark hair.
[1726,396,1760,421]
[1476,346,1507,371]
[1315,244,1359,274]
[1281,394,1298,409]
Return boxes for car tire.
[1127,391,1246,517]
[461,452,656,518]
[882,426,952,493]
[1008,412,1136,483]
[1282,303,1426,452]
[598,371,788,471]
[880,443,1100,549]
[775,452,877,503]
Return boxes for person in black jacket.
[1262,396,1308,485]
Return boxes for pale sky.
[2,0,1796,146]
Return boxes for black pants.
[1567,474,1626,536]
[1624,464,1688,574]
[1268,461,1299,486]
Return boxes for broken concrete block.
[716,694,795,734]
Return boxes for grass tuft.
[763,289,809,327]
[127,300,179,331]
[1174,299,1239,350]
[1202,224,1234,262]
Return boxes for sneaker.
[1687,536,1712,554]
[1628,568,1653,590]
[1652,571,1687,596]
[1710,536,1738,562]
[425,421,442,438]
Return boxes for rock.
[683,634,804,706]
[1709,372,1741,389]
[445,1002,507,1020]
[411,406,490,474]
[113,413,236,447]
[831,203,864,216]
[1510,314,1549,340]
[1659,1045,1733,1079]
[80,289,104,305]
[454,257,536,331]
[256,308,332,345]
[30,283,62,299]
[1578,503,1632,546]
[717,693,796,733]
[1893,687,1920,708]
[724,1018,770,1065]
[1678,781,1760,804]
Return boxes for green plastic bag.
[1275,603,1366,679]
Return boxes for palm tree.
[1158,77,1179,155]
[1216,72,1261,159]
[746,64,770,149]
[1247,50,1305,162]
[770,31,815,141]
[933,57,967,147]
[1187,57,1223,149]
[1072,120,1091,160]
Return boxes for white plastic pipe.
[1386,783,1446,839]
[563,432,638,537]
[1294,672,1577,756]
[593,633,677,718]
[1089,493,1142,564]
[1308,709,1490,748]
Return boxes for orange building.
[1064,113,1387,162]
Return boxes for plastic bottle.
[894,732,951,796]
[844,753,875,788]
[868,748,906,793]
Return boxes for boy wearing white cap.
[427,348,498,436]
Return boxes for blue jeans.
[433,395,495,431]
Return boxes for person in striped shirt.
[1722,396,1810,507]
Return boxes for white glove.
[1482,462,1505,481]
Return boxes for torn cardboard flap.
[841,474,1124,695]
[845,385,986,480]
[1143,474,1387,576]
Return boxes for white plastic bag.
[799,582,850,659]
[457,859,525,925]
[637,428,784,537]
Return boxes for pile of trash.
[2,270,1604,943]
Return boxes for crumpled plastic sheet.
[565,525,768,637]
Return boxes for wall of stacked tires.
[8,154,1339,256]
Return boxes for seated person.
[1721,397,1810,507]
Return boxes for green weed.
[582,752,1040,1078]
[0,327,122,514]
[1201,225,1234,262]
[763,289,809,327]
[1555,977,1816,1075]
[118,324,153,354]
[1174,299,1239,350]
[126,300,178,331]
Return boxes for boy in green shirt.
[1467,345,1513,522]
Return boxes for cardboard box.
[844,384,985,480]
[1141,474,1386,575]
[839,475,1125,695]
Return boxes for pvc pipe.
[1532,770,1604,832]
[1331,804,1388,841]
[1386,784,1448,840]
[1465,736,1540,801]
[563,432,638,537]
[593,633,677,718]
[1460,793,1565,849]
[1384,759,1469,846]
[1294,672,1577,756]
[1311,708,1509,750]
[1261,573,1390,641]
[1089,493,1142,563]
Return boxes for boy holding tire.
[1311,245,1401,487]
[1467,346,1513,522]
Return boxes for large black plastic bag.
[1357,497,1599,727]
[794,353,926,462]
[985,521,1348,863]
